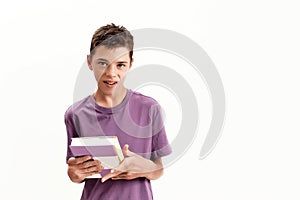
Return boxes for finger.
[77,155,93,163]
[82,165,103,174]
[81,159,102,169]
[123,144,135,157]
[68,156,92,165]
[101,169,123,183]
[82,171,101,179]
[112,172,138,180]
[111,172,128,180]
[67,157,76,165]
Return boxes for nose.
[105,64,117,77]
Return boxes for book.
[69,136,124,178]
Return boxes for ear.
[87,54,93,70]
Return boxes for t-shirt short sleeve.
[64,107,79,163]
[150,103,172,160]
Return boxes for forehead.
[92,46,130,61]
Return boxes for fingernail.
[111,169,114,173]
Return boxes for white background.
[1,0,299,199]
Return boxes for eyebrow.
[96,58,109,62]
[96,58,128,64]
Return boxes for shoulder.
[129,90,160,108]
[64,95,92,120]
[128,90,163,118]
[130,90,159,105]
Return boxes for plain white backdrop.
[1,0,299,199]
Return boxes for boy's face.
[87,46,132,96]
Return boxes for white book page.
[93,156,121,169]
[71,136,117,146]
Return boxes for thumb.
[123,144,135,157]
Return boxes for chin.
[101,90,114,96]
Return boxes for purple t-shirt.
[64,89,172,200]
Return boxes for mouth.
[103,80,118,85]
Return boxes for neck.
[94,87,127,108]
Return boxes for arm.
[101,144,164,182]
[143,157,164,180]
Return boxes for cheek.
[120,70,129,78]
[93,70,104,82]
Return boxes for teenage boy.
[65,23,172,200]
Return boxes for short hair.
[90,23,134,60]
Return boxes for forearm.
[143,167,164,180]
[101,146,166,182]
[141,158,164,180]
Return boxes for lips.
[103,80,118,85]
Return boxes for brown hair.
[90,23,134,61]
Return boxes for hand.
[101,145,163,182]
[67,155,104,183]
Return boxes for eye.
[117,63,126,68]
[98,61,108,67]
